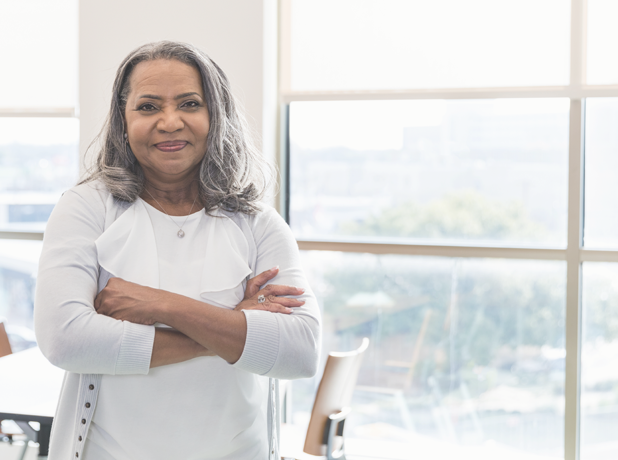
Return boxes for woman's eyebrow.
[137,92,202,101]
[175,92,202,100]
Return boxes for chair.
[283,337,369,460]
[0,319,35,460]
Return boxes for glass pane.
[581,263,618,460]
[0,239,41,352]
[583,98,618,249]
[289,99,569,247]
[0,0,78,108]
[587,0,618,85]
[290,0,570,91]
[0,118,79,231]
[286,252,566,459]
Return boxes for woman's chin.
[144,161,202,180]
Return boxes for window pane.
[581,263,618,460]
[587,0,618,85]
[0,239,41,352]
[0,0,78,108]
[0,118,79,231]
[290,0,570,91]
[583,98,618,249]
[289,99,569,247]
[287,252,565,459]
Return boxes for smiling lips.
[155,141,188,152]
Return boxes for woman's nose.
[157,109,184,133]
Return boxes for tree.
[342,189,548,241]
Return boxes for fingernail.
[299,288,305,293]
[271,266,279,272]
[286,308,293,313]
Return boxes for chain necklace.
[144,187,199,238]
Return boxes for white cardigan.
[34,181,321,460]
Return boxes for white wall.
[79,0,277,171]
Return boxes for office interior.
[1,1,618,459]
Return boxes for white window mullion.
[565,97,584,460]
[0,231,44,241]
[0,108,76,118]
[565,0,586,457]
[282,85,618,103]
[297,240,567,261]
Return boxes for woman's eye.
[181,100,200,109]
[138,103,157,111]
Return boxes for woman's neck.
[140,177,202,216]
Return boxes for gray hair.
[81,41,273,215]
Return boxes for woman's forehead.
[129,59,204,98]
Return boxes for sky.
[290,98,570,151]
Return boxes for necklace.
[144,187,199,238]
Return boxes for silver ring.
[257,294,266,303]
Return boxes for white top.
[84,201,267,459]
[33,181,321,460]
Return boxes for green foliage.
[321,257,565,350]
[311,190,573,392]
[308,253,566,391]
[342,189,547,240]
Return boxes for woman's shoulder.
[64,179,111,203]
[222,203,290,249]
[53,180,130,227]
[223,203,283,231]
[62,180,130,211]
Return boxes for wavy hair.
[81,41,273,215]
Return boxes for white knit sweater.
[34,181,321,460]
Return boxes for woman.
[34,41,321,460]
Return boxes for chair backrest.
[303,337,369,456]
[0,320,12,358]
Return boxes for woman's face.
[124,59,210,184]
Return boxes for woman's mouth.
[155,141,188,152]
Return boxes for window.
[0,0,78,346]
[289,98,570,246]
[289,0,570,90]
[280,1,618,459]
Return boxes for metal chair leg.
[323,408,351,460]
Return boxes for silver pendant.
[177,229,185,238]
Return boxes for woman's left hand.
[234,267,305,314]
[95,277,170,325]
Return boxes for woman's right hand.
[235,267,305,314]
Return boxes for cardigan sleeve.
[232,207,321,379]
[34,185,155,375]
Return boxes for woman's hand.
[95,277,172,325]
[235,267,305,314]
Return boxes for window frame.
[0,0,78,240]
[0,107,77,241]
[276,1,618,459]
